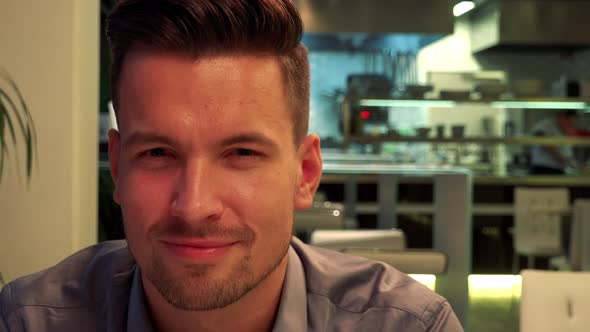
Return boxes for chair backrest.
[310,229,406,251]
[570,199,590,271]
[293,201,344,233]
[520,269,590,332]
[514,187,569,256]
[342,248,447,275]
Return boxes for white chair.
[570,199,590,271]
[310,229,447,275]
[293,201,345,233]
[520,269,590,332]
[341,248,447,275]
[310,229,406,251]
[513,187,569,269]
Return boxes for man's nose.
[170,160,223,222]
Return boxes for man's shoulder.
[291,239,455,329]
[1,240,134,314]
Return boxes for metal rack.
[348,135,590,146]
[340,96,590,147]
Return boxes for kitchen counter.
[321,173,590,186]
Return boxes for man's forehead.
[121,128,280,151]
[118,49,286,105]
[115,46,294,144]
[121,46,281,73]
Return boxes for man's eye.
[145,148,169,157]
[235,149,254,156]
[232,148,259,157]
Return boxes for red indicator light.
[360,110,370,119]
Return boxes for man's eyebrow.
[220,133,280,150]
[122,131,178,147]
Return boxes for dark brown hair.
[106,0,309,144]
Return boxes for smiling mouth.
[161,239,237,261]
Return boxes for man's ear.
[108,129,122,204]
[294,134,323,210]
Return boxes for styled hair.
[106,0,309,144]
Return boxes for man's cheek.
[126,172,172,200]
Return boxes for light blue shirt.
[1,238,463,331]
[125,247,308,332]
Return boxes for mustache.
[148,218,255,243]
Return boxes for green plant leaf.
[0,68,37,182]
[0,99,9,183]
[0,89,27,143]
[26,126,32,179]
[0,70,37,165]
[0,95,17,145]
[0,100,4,146]
[0,140,7,183]
[0,114,4,183]
[0,92,21,173]
[0,147,4,183]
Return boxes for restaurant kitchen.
[296,0,590,292]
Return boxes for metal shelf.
[320,173,590,186]
[348,135,590,146]
[357,98,590,110]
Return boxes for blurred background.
[3,1,590,331]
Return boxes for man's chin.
[145,255,256,311]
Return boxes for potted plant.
[0,68,37,182]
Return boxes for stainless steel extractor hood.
[470,0,590,53]
[294,0,454,34]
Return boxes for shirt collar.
[126,241,308,332]
[272,245,308,332]
[127,266,155,332]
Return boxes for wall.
[0,1,99,282]
[416,18,505,136]
[417,18,481,79]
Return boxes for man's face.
[108,50,321,310]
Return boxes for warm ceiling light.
[453,1,475,17]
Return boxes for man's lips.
[161,239,237,261]
[163,239,237,248]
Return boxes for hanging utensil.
[412,52,418,84]
[414,52,417,84]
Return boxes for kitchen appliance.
[451,125,466,138]
[440,90,471,101]
[511,79,545,98]
[475,83,508,100]
[469,1,590,53]
[346,74,392,99]
[344,74,392,136]
[415,127,431,138]
[435,125,445,139]
[406,84,434,99]
[294,0,453,34]
[345,105,390,136]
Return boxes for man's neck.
[142,254,289,332]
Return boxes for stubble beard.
[144,238,291,311]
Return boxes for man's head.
[107,0,310,145]
[105,0,322,312]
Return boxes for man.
[530,111,578,175]
[0,1,462,331]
